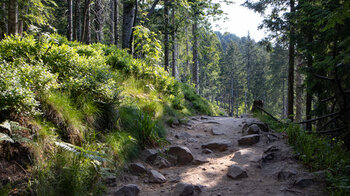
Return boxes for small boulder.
[149,170,166,183]
[175,132,192,140]
[202,148,213,154]
[173,183,204,196]
[114,184,140,196]
[277,169,297,180]
[105,176,117,186]
[244,124,260,135]
[242,122,269,133]
[238,134,260,146]
[167,146,194,165]
[227,165,248,179]
[140,149,158,163]
[129,163,147,175]
[153,156,171,169]
[192,158,209,165]
[201,140,231,152]
[294,177,314,188]
[211,126,225,135]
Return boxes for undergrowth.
[0,34,222,195]
[255,112,350,195]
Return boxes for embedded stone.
[238,134,260,146]
[227,165,248,179]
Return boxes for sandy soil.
[108,116,327,196]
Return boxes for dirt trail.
[108,116,326,196]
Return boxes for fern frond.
[54,141,111,163]
[0,133,14,143]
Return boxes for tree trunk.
[287,0,295,121]
[110,0,114,44]
[8,0,18,35]
[295,58,303,122]
[282,78,286,118]
[1,3,7,39]
[122,0,135,51]
[185,26,189,81]
[95,0,104,42]
[67,0,73,41]
[74,0,81,41]
[306,34,313,131]
[171,7,178,78]
[82,0,91,44]
[163,0,169,72]
[192,20,199,93]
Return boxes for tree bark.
[82,0,91,44]
[164,0,169,72]
[306,34,313,131]
[114,0,119,45]
[171,7,178,79]
[295,58,303,122]
[67,0,73,41]
[192,20,199,93]
[287,0,295,121]
[74,0,81,41]
[122,0,135,51]
[95,0,104,42]
[8,0,18,35]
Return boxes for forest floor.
[108,116,327,196]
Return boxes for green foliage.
[32,150,105,196]
[0,33,222,195]
[256,113,350,195]
[133,25,163,65]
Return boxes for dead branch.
[298,111,341,124]
[320,96,336,103]
[254,105,282,124]
[312,73,334,81]
[318,126,347,134]
[316,113,341,132]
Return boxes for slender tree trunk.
[1,3,7,39]
[185,26,189,81]
[281,78,286,118]
[114,0,119,45]
[74,0,81,41]
[67,0,73,41]
[110,0,114,44]
[164,0,169,72]
[192,20,199,93]
[295,58,303,122]
[95,0,104,42]
[172,7,178,78]
[82,0,91,44]
[287,0,295,121]
[122,0,135,50]
[8,0,18,35]
[306,34,313,131]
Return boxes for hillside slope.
[0,34,223,195]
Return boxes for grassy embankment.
[255,113,350,195]
[0,34,223,195]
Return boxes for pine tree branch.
[254,105,282,123]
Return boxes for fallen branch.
[312,73,334,81]
[316,114,341,132]
[320,96,336,103]
[298,111,341,124]
[318,126,347,134]
[254,105,282,124]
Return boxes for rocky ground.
[107,115,327,196]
